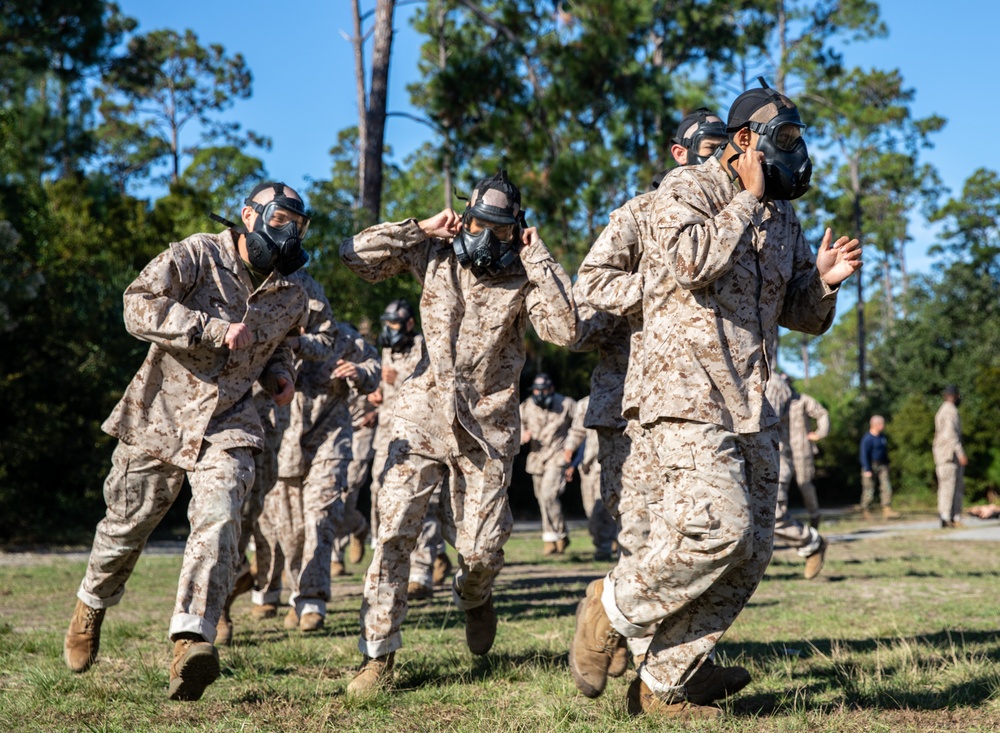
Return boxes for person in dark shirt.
[859,415,900,520]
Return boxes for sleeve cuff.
[203,318,230,348]
[520,239,553,265]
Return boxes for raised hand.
[418,209,461,239]
[816,228,863,287]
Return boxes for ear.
[734,127,752,149]
[241,205,256,230]
[669,143,688,166]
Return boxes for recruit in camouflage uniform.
[340,170,578,695]
[570,84,862,720]
[368,302,450,598]
[253,283,380,631]
[332,380,379,571]
[65,183,310,702]
[573,192,656,664]
[787,386,830,528]
[934,386,967,527]
[520,374,576,554]
[765,374,827,578]
[563,395,618,560]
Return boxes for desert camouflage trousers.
[596,427,630,524]
[616,421,655,656]
[332,423,376,562]
[532,459,568,542]
[78,440,253,644]
[358,427,514,658]
[253,458,349,617]
[936,461,965,523]
[579,460,617,556]
[861,464,893,509]
[369,440,446,587]
[774,478,821,557]
[603,419,778,698]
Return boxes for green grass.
[1,516,999,731]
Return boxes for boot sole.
[168,649,220,701]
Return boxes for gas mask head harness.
[720,78,813,201]
[377,299,416,352]
[211,181,310,276]
[530,373,555,409]
[673,108,727,166]
[452,169,526,277]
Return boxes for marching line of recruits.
[64,81,866,719]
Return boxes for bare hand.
[272,376,294,406]
[225,322,253,350]
[807,432,820,442]
[520,429,532,445]
[564,466,575,483]
[333,359,359,380]
[863,471,873,478]
[418,209,461,239]
[816,228,863,287]
[361,411,378,429]
[383,365,398,386]
[732,150,766,200]
[520,226,540,249]
[368,389,384,406]
[563,449,574,464]
[959,454,969,467]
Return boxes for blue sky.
[124,1,995,274]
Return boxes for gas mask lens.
[261,201,310,240]
[774,123,804,151]
[468,217,515,242]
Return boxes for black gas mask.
[452,170,525,277]
[723,79,812,201]
[674,109,728,166]
[377,299,416,352]
[530,374,555,409]
[244,184,311,275]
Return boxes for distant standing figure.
[787,385,830,529]
[934,386,968,528]
[859,415,900,520]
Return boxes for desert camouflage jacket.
[520,393,576,475]
[103,231,306,470]
[341,219,578,460]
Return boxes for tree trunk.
[351,0,367,213]
[360,0,397,223]
[438,2,452,210]
[851,157,866,393]
[898,234,909,316]
[775,0,787,94]
[801,333,810,385]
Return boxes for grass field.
[1,515,999,732]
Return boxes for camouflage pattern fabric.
[79,231,307,643]
[603,420,779,697]
[934,400,966,522]
[521,393,576,543]
[341,217,577,656]
[564,396,617,554]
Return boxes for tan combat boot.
[627,676,722,720]
[330,561,347,578]
[348,530,367,564]
[555,535,571,554]
[432,552,453,586]
[569,578,626,698]
[167,635,220,701]
[215,614,233,646]
[250,603,278,619]
[542,541,557,555]
[407,582,433,601]
[685,658,751,705]
[284,608,299,629]
[465,595,497,656]
[607,644,629,678]
[64,600,106,673]
[804,537,827,580]
[346,653,395,697]
[299,612,324,632]
[882,506,901,520]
